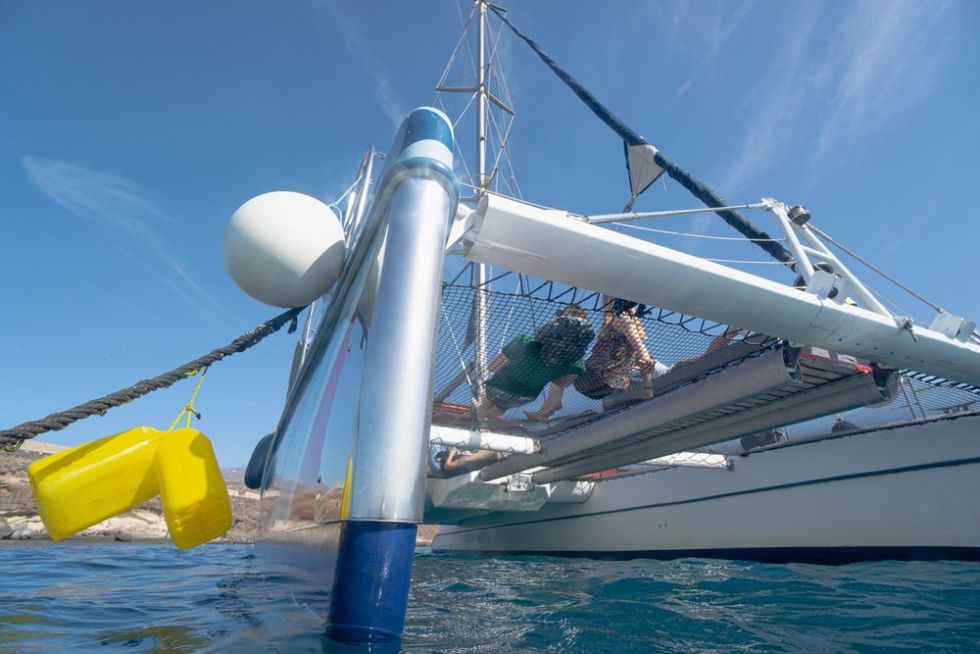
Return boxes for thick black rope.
[490,6,794,267]
[1,306,305,449]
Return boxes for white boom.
[462,193,980,387]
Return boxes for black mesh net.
[432,263,980,452]
[433,265,779,435]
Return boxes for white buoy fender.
[223,191,345,308]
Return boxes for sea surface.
[2,543,979,653]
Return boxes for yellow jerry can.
[28,426,232,548]
[28,426,165,541]
[156,428,232,549]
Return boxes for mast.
[476,0,488,189]
[434,0,516,404]
[473,0,489,402]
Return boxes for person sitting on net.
[427,443,450,478]
[477,305,596,422]
[672,324,748,370]
[428,444,501,477]
[442,447,502,475]
[574,297,659,400]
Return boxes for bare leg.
[474,396,504,421]
[448,449,503,474]
[641,370,654,400]
[524,381,566,422]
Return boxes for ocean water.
[2,544,979,653]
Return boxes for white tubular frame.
[463,193,980,387]
[429,425,539,455]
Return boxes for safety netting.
[432,263,980,452]
[433,263,780,436]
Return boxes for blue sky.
[3,1,978,467]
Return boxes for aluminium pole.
[472,0,490,402]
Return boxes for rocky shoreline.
[1,446,438,546]
[1,447,257,544]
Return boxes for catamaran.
[228,2,980,641]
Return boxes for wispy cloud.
[812,2,949,162]
[717,5,822,192]
[691,1,759,76]
[22,156,170,248]
[632,0,760,132]
[22,156,233,327]
[719,1,952,194]
[312,0,404,127]
[644,0,759,76]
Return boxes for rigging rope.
[168,367,208,431]
[615,222,788,242]
[0,306,305,451]
[488,5,795,268]
[808,224,942,313]
[703,257,796,265]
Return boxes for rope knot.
[2,437,23,453]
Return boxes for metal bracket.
[930,310,977,342]
[445,203,476,252]
[505,473,534,493]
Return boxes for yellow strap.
[340,456,354,520]
[168,368,208,431]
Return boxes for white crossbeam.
[429,425,538,455]
[645,452,730,469]
[464,193,980,387]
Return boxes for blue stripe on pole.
[389,107,454,159]
[327,521,417,643]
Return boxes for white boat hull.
[432,412,980,563]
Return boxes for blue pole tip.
[327,521,418,642]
